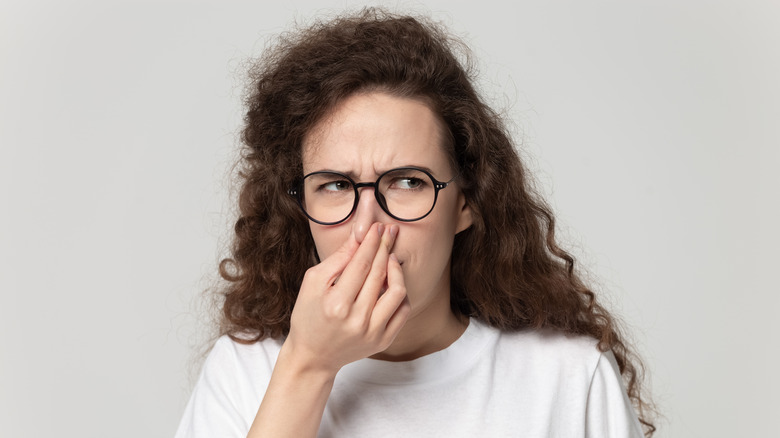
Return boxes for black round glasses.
[289,166,457,225]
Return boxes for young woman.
[176,9,655,438]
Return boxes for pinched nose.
[350,187,390,244]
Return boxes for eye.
[320,179,352,192]
[390,177,424,190]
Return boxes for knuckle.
[304,264,338,287]
[324,301,349,320]
[375,330,394,350]
[389,284,407,299]
[303,265,322,281]
[345,316,368,335]
[301,273,314,287]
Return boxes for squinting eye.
[393,177,423,189]
[322,180,352,192]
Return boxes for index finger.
[331,222,384,302]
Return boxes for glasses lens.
[377,168,436,220]
[301,172,355,224]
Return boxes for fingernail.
[389,225,398,240]
[377,223,385,236]
[390,253,399,263]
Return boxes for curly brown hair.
[218,7,655,435]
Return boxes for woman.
[176,9,655,437]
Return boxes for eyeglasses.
[289,166,457,225]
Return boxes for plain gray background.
[1,1,778,437]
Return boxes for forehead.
[301,93,452,177]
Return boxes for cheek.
[310,226,351,261]
[397,224,454,273]
[413,207,460,267]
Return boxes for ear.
[454,191,473,234]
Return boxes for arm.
[246,350,335,438]
[247,222,410,437]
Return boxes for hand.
[284,222,410,375]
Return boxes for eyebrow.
[309,165,437,180]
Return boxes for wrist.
[277,339,341,382]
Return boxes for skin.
[247,92,473,437]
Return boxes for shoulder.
[492,326,603,375]
[205,334,284,369]
[174,335,284,438]
[199,334,284,391]
[495,326,643,436]
[486,325,643,436]
[497,326,600,352]
[484,325,614,403]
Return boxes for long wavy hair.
[219,8,655,435]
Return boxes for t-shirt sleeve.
[174,337,265,438]
[585,350,645,438]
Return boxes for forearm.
[247,345,337,438]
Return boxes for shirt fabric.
[175,319,644,437]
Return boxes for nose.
[351,187,389,243]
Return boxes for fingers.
[332,222,385,302]
[308,220,404,331]
[308,227,361,286]
[371,253,409,334]
[353,224,398,314]
[291,221,408,369]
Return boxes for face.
[301,92,472,322]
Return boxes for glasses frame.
[288,166,457,225]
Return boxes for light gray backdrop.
[1,1,778,437]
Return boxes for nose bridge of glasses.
[353,181,389,211]
[353,181,377,191]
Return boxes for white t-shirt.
[175,319,644,437]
